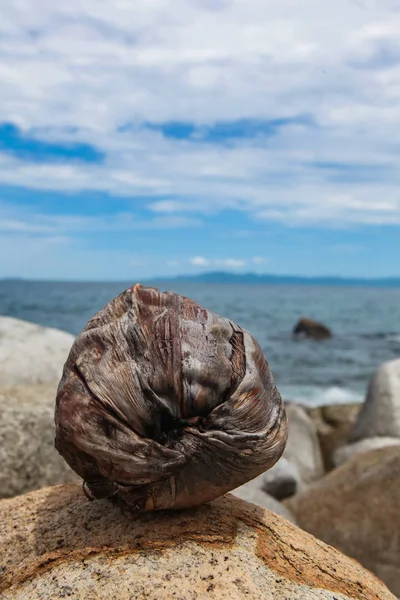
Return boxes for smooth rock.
[232,474,297,522]
[307,403,361,470]
[0,385,78,498]
[292,317,332,340]
[287,446,400,596]
[333,436,400,467]
[283,403,325,485]
[0,316,74,387]
[349,359,400,441]
[261,457,301,500]
[0,483,394,600]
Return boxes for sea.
[1,279,400,407]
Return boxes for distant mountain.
[0,277,25,282]
[149,271,400,287]
[2,272,400,286]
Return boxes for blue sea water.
[1,279,400,406]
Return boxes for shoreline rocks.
[307,403,361,470]
[232,473,297,521]
[333,436,400,467]
[281,403,324,488]
[0,483,395,599]
[0,317,77,498]
[286,446,400,596]
[1,313,398,598]
[0,384,78,498]
[349,359,400,442]
[0,316,74,387]
[258,457,301,500]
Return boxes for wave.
[279,385,363,407]
[360,332,400,342]
[387,334,400,343]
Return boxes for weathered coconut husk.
[55,284,287,511]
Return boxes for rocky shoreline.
[1,316,399,598]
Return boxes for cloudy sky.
[1,0,400,280]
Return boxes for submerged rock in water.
[0,483,394,599]
[292,317,332,340]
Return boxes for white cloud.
[191,256,209,266]
[217,258,246,268]
[190,256,246,268]
[166,259,181,267]
[1,0,400,227]
[251,256,266,264]
[0,201,202,234]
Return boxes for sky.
[1,0,400,281]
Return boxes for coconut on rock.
[54,284,288,511]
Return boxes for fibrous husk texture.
[55,284,287,511]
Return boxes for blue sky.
[1,0,400,280]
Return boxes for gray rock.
[306,403,361,471]
[261,457,301,500]
[349,359,400,442]
[231,476,296,522]
[333,436,400,467]
[283,403,325,485]
[0,316,74,387]
[0,385,78,498]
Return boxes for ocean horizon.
[2,271,400,287]
[1,278,399,408]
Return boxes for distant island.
[149,271,400,287]
[1,272,400,286]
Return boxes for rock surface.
[287,446,400,596]
[0,483,394,600]
[232,474,297,521]
[0,384,78,498]
[260,456,301,499]
[292,317,332,340]
[282,403,325,486]
[0,316,74,387]
[349,359,400,441]
[307,403,361,470]
[333,436,400,467]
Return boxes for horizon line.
[1,270,400,286]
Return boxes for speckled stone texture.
[0,384,78,498]
[0,483,394,599]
